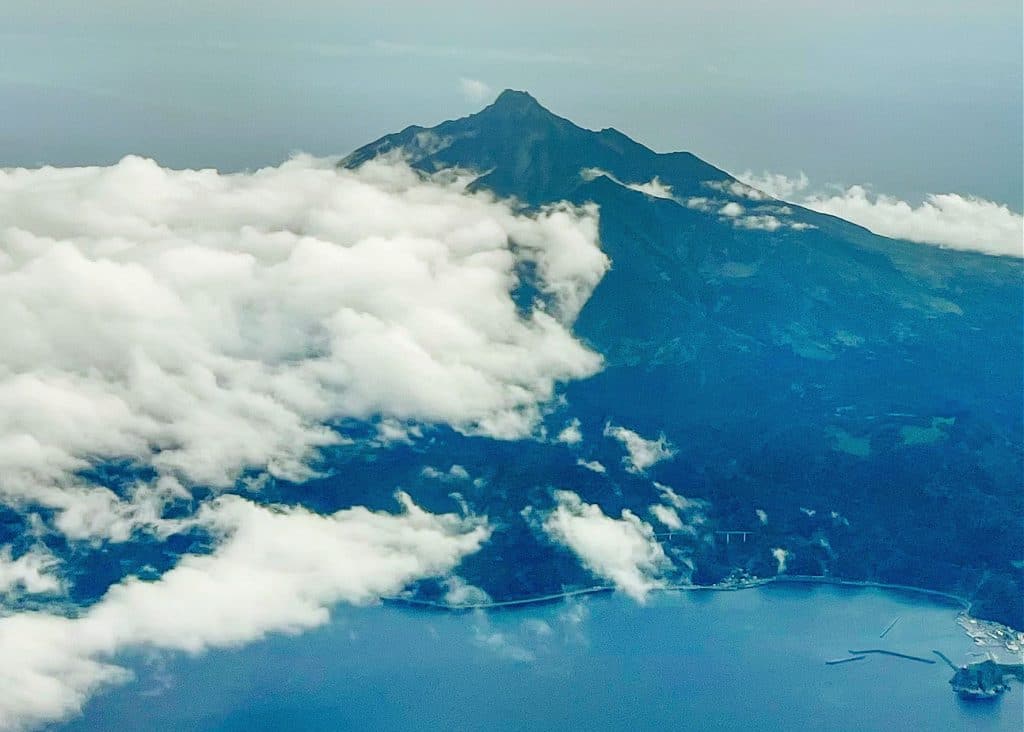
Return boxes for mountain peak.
[343,87,732,205]
[487,89,549,115]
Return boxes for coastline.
[383,574,973,614]
[384,574,1024,655]
[771,576,971,611]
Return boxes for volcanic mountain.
[339,90,1023,627]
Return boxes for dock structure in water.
[825,655,867,666]
[849,649,935,664]
[880,617,901,638]
[932,650,959,670]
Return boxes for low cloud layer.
[706,188,812,232]
[603,423,676,473]
[555,418,582,445]
[579,168,675,200]
[0,155,608,537]
[540,490,670,600]
[649,504,682,530]
[651,482,707,538]
[771,547,790,573]
[0,494,489,730]
[0,154,610,729]
[0,546,61,596]
[576,458,607,474]
[738,171,1023,257]
[580,168,820,235]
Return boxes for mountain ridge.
[344,88,740,206]
[347,89,1009,257]
[339,89,1023,629]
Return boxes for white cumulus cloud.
[443,576,491,606]
[603,423,676,473]
[735,171,810,200]
[685,197,714,212]
[718,201,744,218]
[540,490,670,600]
[649,504,682,530]
[771,547,790,573]
[738,171,1023,258]
[704,179,772,201]
[807,188,1022,257]
[734,214,782,231]
[421,464,471,482]
[556,418,583,445]
[576,458,607,474]
[0,155,608,538]
[0,493,489,731]
[0,545,62,596]
[580,168,675,200]
[651,482,706,537]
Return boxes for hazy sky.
[2,1,1021,206]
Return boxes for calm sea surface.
[59,585,1022,731]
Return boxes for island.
[933,652,1024,700]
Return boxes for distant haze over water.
[2,1,1021,207]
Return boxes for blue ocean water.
[59,585,1021,731]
